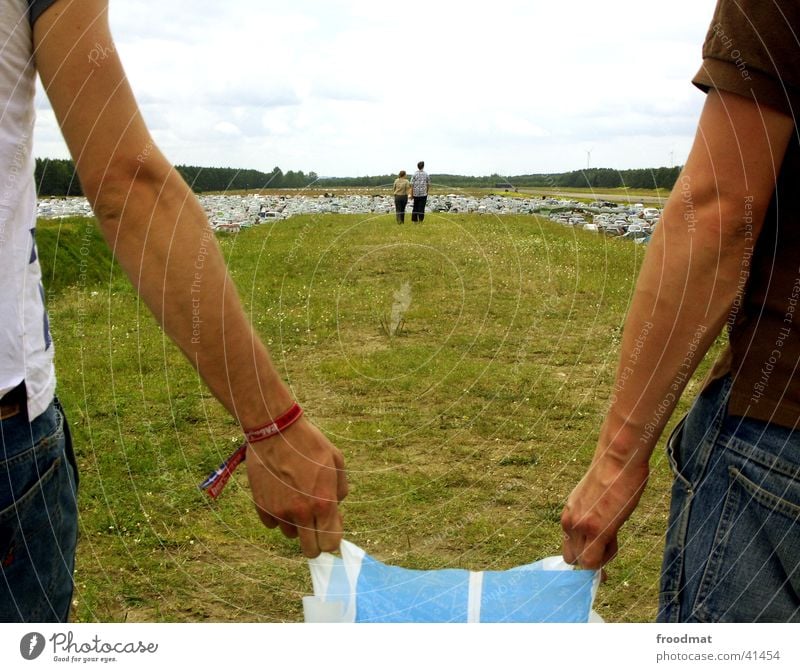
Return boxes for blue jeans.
[658,375,800,622]
[0,399,78,622]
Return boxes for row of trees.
[35,158,83,197]
[506,166,681,190]
[176,165,320,191]
[314,174,396,188]
[34,161,322,196]
[34,159,681,196]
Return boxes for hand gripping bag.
[303,541,602,623]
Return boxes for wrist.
[233,372,294,428]
[200,399,304,499]
[243,401,304,444]
[595,413,653,469]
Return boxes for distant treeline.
[310,166,681,190]
[506,166,682,190]
[34,159,681,196]
[35,158,83,197]
[34,160,319,196]
[176,165,319,191]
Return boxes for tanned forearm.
[32,2,290,427]
[561,89,793,569]
[597,183,752,467]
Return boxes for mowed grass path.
[40,211,720,622]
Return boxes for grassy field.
[39,211,720,623]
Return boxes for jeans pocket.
[0,455,63,548]
[666,416,691,489]
[0,405,64,511]
[658,416,693,622]
[692,460,800,622]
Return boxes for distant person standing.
[392,170,411,223]
[411,161,431,223]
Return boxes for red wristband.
[243,402,304,444]
[199,402,304,500]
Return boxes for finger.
[560,505,576,550]
[333,449,349,502]
[562,531,585,566]
[296,517,320,558]
[576,536,608,570]
[561,532,576,565]
[601,536,619,567]
[255,504,279,529]
[314,505,344,554]
[560,507,582,565]
[337,478,349,504]
[278,520,299,539]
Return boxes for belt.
[0,400,21,420]
[0,383,24,420]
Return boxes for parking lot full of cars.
[37,193,660,242]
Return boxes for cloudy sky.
[34,0,719,178]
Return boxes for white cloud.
[34,0,720,176]
[213,121,241,137]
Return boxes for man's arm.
[33,0,347,557]
[561,89,794,569]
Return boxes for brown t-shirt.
[693,0,800,427]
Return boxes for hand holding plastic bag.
[303,541,602,623]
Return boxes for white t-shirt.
[0,0,58,419]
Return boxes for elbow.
[81,152,175,227]
[664,172,762,253]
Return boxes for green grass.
[42,211,721,622]
[37,217,117,296]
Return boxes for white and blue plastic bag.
[303,540,602,623]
